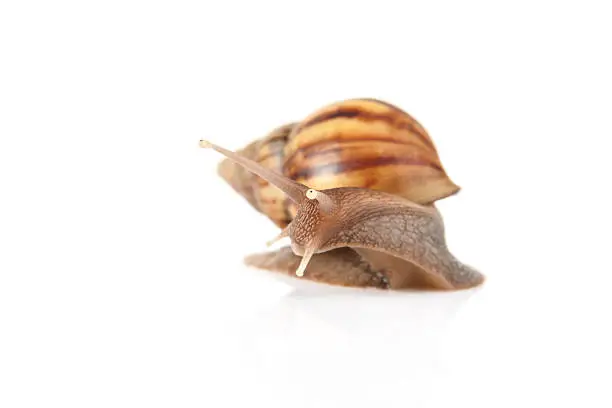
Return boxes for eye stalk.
[305,189,318,200]
[199,139,308,203]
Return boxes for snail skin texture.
[200,104,484,291]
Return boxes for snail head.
[200,140,339,277]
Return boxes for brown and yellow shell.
[217,98,459,228]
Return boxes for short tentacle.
[266,226,290,247]
[295,245,316,277]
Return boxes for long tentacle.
[200,140,308,203]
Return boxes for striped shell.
[218,98,459,228]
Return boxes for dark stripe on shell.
[287,156,443,180]
[294,107,434,149]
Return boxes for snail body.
[218,99,459,228]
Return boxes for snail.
[201,99,484,290]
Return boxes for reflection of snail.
[201,99,484,290]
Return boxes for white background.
[1,1,611,407]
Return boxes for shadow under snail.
[200,98,484,290]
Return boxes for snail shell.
[218,98,459,227]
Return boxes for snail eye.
[305,189,318,200]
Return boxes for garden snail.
[201,98,484,290]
